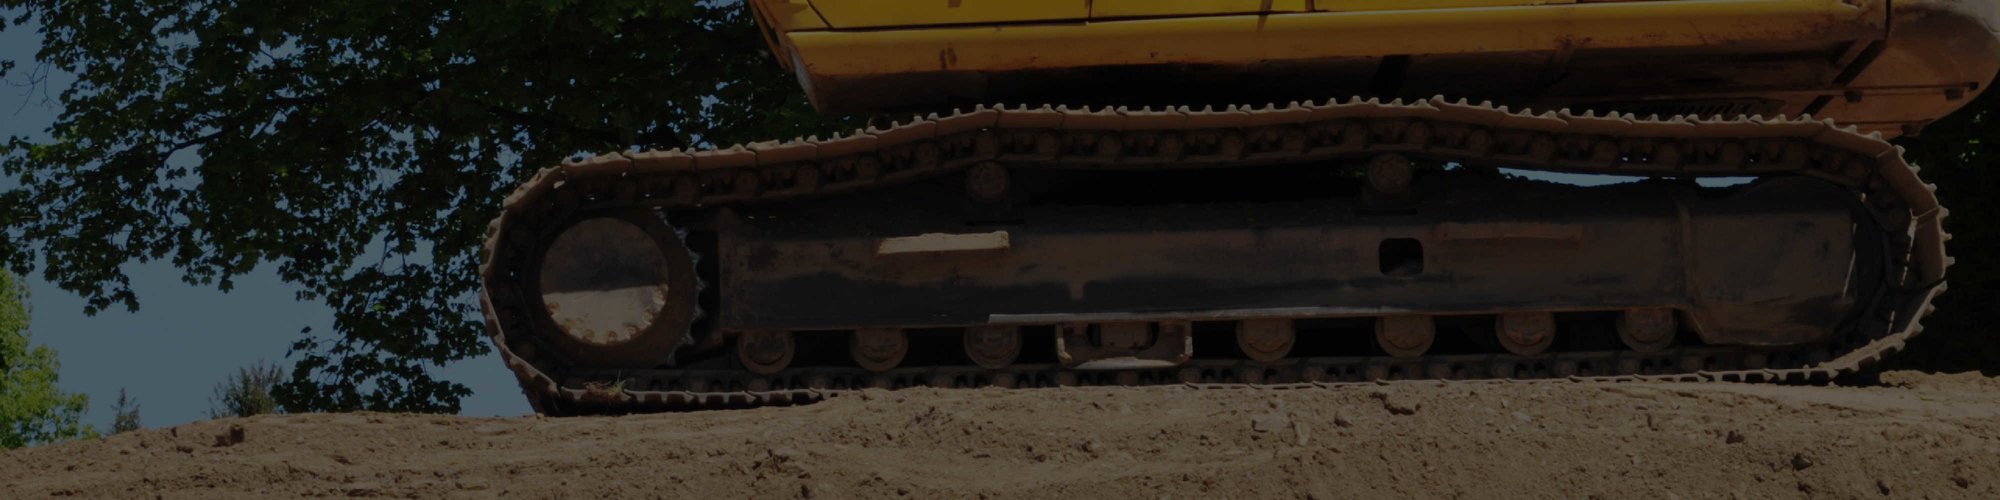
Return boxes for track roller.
[737,331,795,375]
[1236,319,1296,363]
[851,328,910,372]
[1376,315,1436,359]
[964,325,1023,369]
[1618,308,1677,353]
[1495,312,1556,356]
[964,161,1011,203]
[1364,153,1416,209]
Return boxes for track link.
[479,96,1949,414]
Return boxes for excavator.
[480,0,2000,413]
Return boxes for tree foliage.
[109,388,140,433]
[209,360,284,419]
[1,272,93,448]
[0,1,848,412]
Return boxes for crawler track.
[479,97,1948,414]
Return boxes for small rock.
[1725,430,1747,444]
[1513,411,1532,423]
[1876,479,1892,495]
[1333,414,1353,428]
[1790,453,1814,471]
[1252,414,1285,433]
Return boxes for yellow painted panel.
[1093,1,1310,18]
[790,0,1881,75]
[1315,0,1578,12]
[807,0,1087,29]
[749,0,828,32]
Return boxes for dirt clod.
[1369,390,1420,415]
[213,424,246,448]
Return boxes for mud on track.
[4,371,1997,499]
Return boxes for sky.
[0,18,530,431]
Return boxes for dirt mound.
[5,371,1997,498]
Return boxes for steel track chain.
[479,96,1949,414]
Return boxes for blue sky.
[1,18,529,430]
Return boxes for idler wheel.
[535,212,697,368]
[1375,315,1435,360]
[1495,312,1556,356]
[1618,308,1678,353]
[1236,319,1296,363]
[964,325,1022,369]
[851,328,910,372]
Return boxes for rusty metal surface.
[1236,319,1296,364]
[1375,315,1437,360]
[716,177,1860,344]
[1619,308,1679,353]
[478,97,1948,414]
[1496,312,1556,357]
[849,328,909,372]
[963,325,1023,369]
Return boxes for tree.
[0,1,850,412]
[1,272,93,448]
[109,388,140,433]
[209,360,284,419]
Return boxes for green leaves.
[1,272,95,449]
[208,360,283,419]
[1,1,852,412]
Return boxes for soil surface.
[4,371,1998,499]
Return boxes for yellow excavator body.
[753,0,1998,136]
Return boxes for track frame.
[479,97,1948,414]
